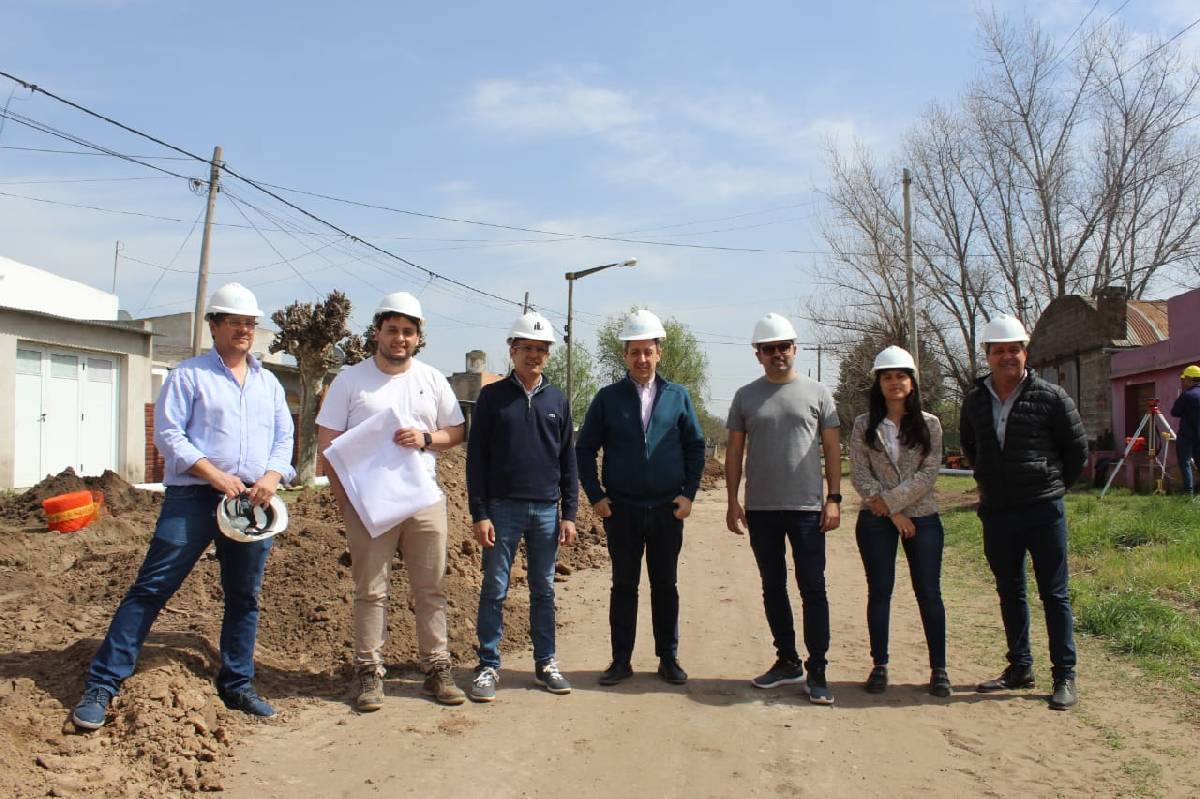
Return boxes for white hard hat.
[207,282,263,318]
[507,311,556,344]
[216,493,288,544]
[872,345,916,373]
[375,291,424,321]
[618,309,667,341]
[981,313,1029,346]
[751,312,797,345]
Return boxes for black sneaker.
[534,659,572,695]
[976,665,1035,693]
[598,660,633,686]
[864,665,888,694]
[804,666,835,705]
[752,658,805,689]
[657,657,688,685]
[1049,677,1077,710]
[929,668,952,698]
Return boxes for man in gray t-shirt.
[725,313,842,705]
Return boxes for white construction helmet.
[751,312,797,345]
[374,291,424,321]
[216,494,288,544]
[981,313,1030,346]
[508,311,556,344]
[618,309,667,341]
[872,345,916,373]
[207,282,263,317]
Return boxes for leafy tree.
[595,309,710,409]
[543,342,599,423]
[270,291,359,485]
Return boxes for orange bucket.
[42,490,104,533]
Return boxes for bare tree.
[270,291,357,486]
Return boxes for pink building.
[1107,286,1200,489]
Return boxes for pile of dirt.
[700,456,725,491]
[0,451,609,798]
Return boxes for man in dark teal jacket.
[576,309,706,687]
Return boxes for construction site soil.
[0,449,721,797]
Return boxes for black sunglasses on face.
[757,342,794,355]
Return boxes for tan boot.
[422,663,466,706]
[356,668,384,712]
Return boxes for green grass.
[938,483,1200,689]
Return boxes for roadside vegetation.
[937,476,1200,690]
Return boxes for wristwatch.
[421,432,433,451]
[826,493,843,504]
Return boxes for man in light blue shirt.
[72,283,295,730]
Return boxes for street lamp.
[564,258,638,412]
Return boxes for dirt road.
[225,490,1200,798]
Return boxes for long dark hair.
[865,369,931,458]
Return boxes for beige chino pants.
[344,498,451,674]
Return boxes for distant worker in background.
[725,312,842,705]
[576,309,706,687]
[961,313,1087,711]
[465,311,578,703]
[848,346,950,698]
[316,291,467,711]
[73,282,295,730]
[1170,365,1200,499]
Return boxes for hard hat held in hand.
[619,309,667,341]
[981,313,1029,345]
[375,291,424,321]
[208,283,264,317]
[751,312,797,345]
[872,345,916,373]
[216,493,289,544]
[1182,365,1200,379]
[508,311,556,344]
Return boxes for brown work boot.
[356,668,384,712]
[423,663,466,706]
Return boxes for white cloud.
[469,79,644,138]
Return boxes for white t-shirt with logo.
[316,357,465,478]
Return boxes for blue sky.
[2,0,1197,416]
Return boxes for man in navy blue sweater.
[1171,365,1200,498]
[465,311,578,702]
[576,309,706,686]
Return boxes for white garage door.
[12,344,120,488]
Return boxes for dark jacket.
[1170,385,1200,443]
[960,372,1088,511]
[576,374,706,508]
[466,373,578,522]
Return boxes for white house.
[0,256,152,489]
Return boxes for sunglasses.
[757,342,794,355]
[513,344,550,356]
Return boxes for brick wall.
[144,403,164,483]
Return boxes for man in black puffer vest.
[960,313,1087,711]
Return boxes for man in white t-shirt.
[316,291,467,710]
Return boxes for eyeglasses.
[513,345,550,356]
[757,342,794,355]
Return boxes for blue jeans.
[86,485,272,696]
[855,511,947,669]
[746,510,829,671]
[603,501,683,661]
[981,498,1077,679]
[1178,437,1196,494]
[476,499,560,669]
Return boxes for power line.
[0,176,173,185]
[0,144,194,159]
[134,205,205,315]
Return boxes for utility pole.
[902,167,918,376]
[111,241,122,293]
[192,146,223,356]
[565,279,574,409]
[802,344,823,382]
[523,291,530,314]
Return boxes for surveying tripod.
[1100,398,1178,498]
